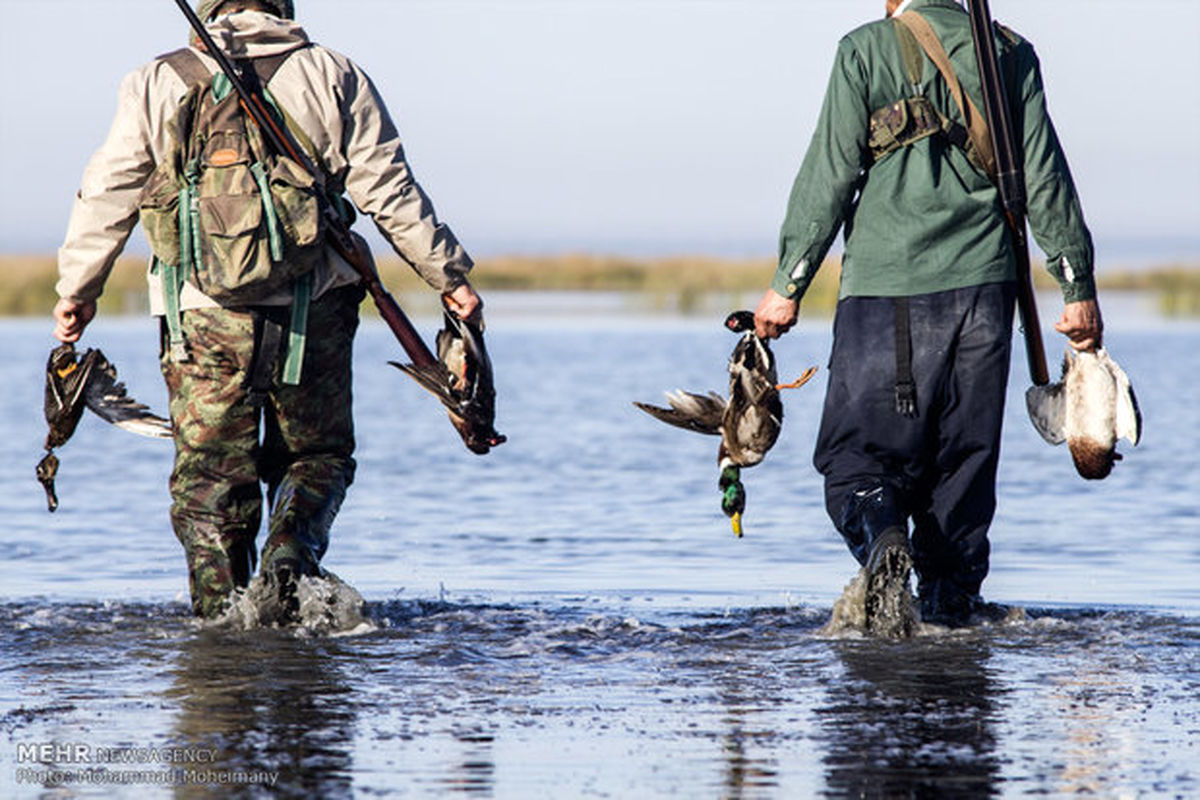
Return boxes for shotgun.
[966,0,1049,386]
[172,0,436,368]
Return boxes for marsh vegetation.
[3,253,1196,317]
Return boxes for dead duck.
[634,311,817,536]
[1026,346,1141,480]
[37,343,172,511]
[390,311,506,455]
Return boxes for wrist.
[770,271,803,300]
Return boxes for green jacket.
[772,0,1096,304]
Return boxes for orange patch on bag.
[209,148,239,167]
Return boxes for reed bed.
[3,253,1196,317]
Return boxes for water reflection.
[1011,613,1174,797]
[818,638,1002,797]
[166,630,357,798]
[1049,663,1142,796]
[438,728,496,794]
[717,688,782,798]
[685,613,820,798]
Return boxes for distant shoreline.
[4,253,1198,317]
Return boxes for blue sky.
[1,0,1197,266]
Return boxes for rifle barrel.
[966,0,1049,385]
[171,0,437,367]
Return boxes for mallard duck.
[1026,346,1141,480]
[634,311,817,536]
[390,312,506,455]
[37,343,172,512]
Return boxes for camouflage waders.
[161,284,364,617]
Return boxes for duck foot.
[776,366,818,391]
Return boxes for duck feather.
[633,390,726,436]
[1025,346,1141,480]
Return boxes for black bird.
[37,343,172,511]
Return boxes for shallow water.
[1,296,1198,797]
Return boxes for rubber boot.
[261,469,347,575]
[836,482,907,566]
[183,541,255,618]
[262,557,303,624]
[259,470,348,624]
[918,578,1007,628]
[864,526,915,638]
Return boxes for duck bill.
[730,511,743,539]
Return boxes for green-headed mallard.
[634,311,817,537]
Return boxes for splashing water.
[211,572,374,636]
[820,566,918,639]
[821,567,1030,639]
[822,568,871,636]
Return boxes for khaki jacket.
[57,11,473,313]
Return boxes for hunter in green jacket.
[754,0,1104,631]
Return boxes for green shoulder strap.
[157,49,212,362]
[158,257,188,362]
[892,18,925,94]
[281,273,312,385]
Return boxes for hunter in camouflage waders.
[54,4,481,618]
[162,285,364,618]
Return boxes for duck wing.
[42,343,97,450]
[722,374,782,467]
[1097,347,1142,446]
[83,351,172,438]
[1025,381,1066,446]
[634,390,726,436]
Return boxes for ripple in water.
[0,596,1196,797]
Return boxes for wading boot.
[918,580,1008,628]
[181,532,256,619]
[263,557,304,625]
[864,526,916,638]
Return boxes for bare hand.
[754,289,799,339]
[443,283,483,323]
[1053,299,1103,351]
[53,299,96,343]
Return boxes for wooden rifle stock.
[966,0,1049,386]
[172,0,436,368]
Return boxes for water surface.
[1,298,1197,797]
